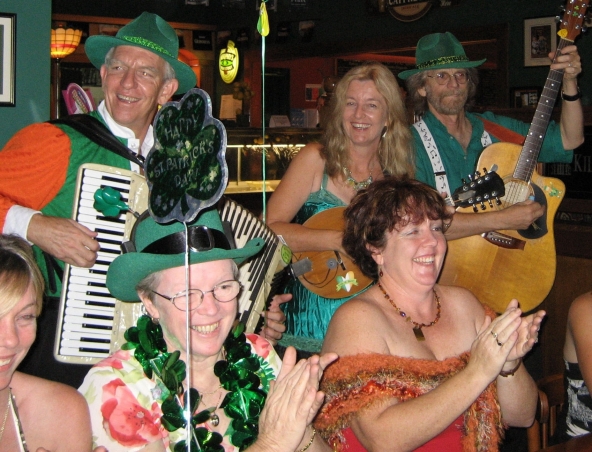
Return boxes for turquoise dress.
[279,173,365,353]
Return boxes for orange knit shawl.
[315,352,504,452]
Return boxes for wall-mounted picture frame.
[0,13,16,107]
[511,86,541,108]
[524,17,556,67]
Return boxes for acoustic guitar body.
[438,142,565,313]
[293,207,373,299]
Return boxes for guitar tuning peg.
[488,199,494,208]
[472,205,479,213]
[482,167,489,174]
[480,202,486,211]
[475,170,481,178]
[467,174,473,181]
[461,178,467,185]
[495,197,502,206]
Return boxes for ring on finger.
[491,331,498,340]
[496,339,503,347]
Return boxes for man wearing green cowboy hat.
[0,12,288,389]
[400,31,583,241]
[0,11,197,388]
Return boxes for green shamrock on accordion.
[145,88,228,223]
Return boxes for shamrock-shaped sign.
[145,88,228,224]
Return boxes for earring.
[381,126,387,138]
[151,316,160,325]
[379,269,384,278]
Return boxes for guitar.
[438,0,588,313]
[295,169,505,299]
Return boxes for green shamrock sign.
[145,88,228,223]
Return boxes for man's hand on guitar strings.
[260,293,292,344]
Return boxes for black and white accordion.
[54,163,289,364]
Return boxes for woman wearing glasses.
[79,208,336,452]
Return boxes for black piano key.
[80,336,111,344]
[81,323,113,331]
[79,347,111,354]
[82,313,114,321]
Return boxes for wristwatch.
[561,86,582,101]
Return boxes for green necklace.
[123,315,273,452]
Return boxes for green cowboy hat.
[106,208,264,302]
[85,11,196,94]
[398,32,486,80]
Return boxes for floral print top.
[79,334,281,451]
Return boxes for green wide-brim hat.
[106,208,264,302]
[398,32,486,80]
[85,11,196,94]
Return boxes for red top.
[340,415,464,451]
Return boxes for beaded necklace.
[123,315,271,452]
[378,282,441,341]
[343,166,374,191]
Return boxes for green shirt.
[413,110,574,193]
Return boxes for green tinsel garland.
[123,315,270,451]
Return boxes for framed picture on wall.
[0,13,16,107]
[524,17,557,67]
[511,86,541,108]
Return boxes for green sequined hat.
[398,32,486,80]
[106,208,264,302]
[85,12,196,94]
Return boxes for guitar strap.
[48,114,146,167]
[415,117,525,195]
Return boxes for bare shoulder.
[286,142,325,173]
[437,284,487,320]
[13,371,87,407]
[323,289,390,356]
[569,292,592,321]
[11,372,91,451]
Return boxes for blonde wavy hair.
[0,234,44,318]
[320,62,414,179]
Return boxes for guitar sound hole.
[500,179,531,207]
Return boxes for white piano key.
[67,292,116,304]
[64,314,114,328]
[82,175,131,192]
[59,347,110,358]
[65,298,115,312]
[83,169,132,184]
[76,212,125,232]
[61,322,113,334]
[65,306,114,319]
[61,330,112,341]
[60,339,111,351]
[67,283,111,295]
[68,275,107,286]
[70,263,109,276]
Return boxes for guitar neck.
[513,38,571,183]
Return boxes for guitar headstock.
[557,0,589,42]
[450,169,505,211]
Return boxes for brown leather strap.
[479,117,525,145]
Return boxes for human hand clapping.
[256,347,337,451]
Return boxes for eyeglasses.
[151,280,242,311]
[426,71,468,85]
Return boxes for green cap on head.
[85,11,196,94]
[106,208,264,302]
[398,32,486,80]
